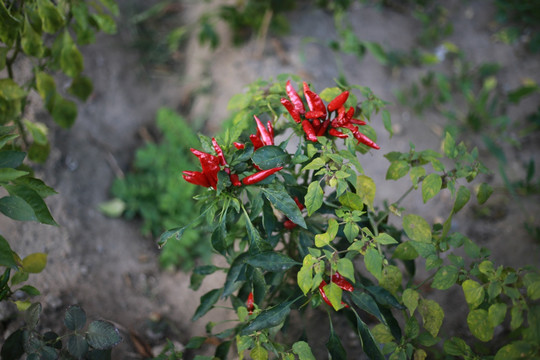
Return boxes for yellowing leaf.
[22,253,47,273]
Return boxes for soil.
[1,0,539,359]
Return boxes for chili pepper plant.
[160,78,540,359]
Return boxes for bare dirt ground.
[1,0,539,358]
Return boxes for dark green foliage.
[111,108,210,270]
[494,0,540,53]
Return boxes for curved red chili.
[327,91,350,112]
[294,196,305,210]
[254,115,273,146]
[281,98,302,123]
[304,88,327,117]
[305,110,326,119]
[182,171,211,187]
[332,272,354,292]
[286,80,305,114]
[233,142,245,150]
[301,120,318,142]
[350,118,367,126]
[212,137,227,166]
[317,119,330,136]
[190,149,219,188]
[247,292,254,315]
[352,130,380,150]
[267,120,274,139]
[242,167,283,185]
[329,128,348,139]
[249,134,264,150]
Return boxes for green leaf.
[0,1,20,46]
[261,185,306,229]
[0,195,37,222]
[402,288,419,315]
[86,320,122,349]
[324,282,344,311]
[23,120,48,145]
[60,34,84,78]
[443,132,457,158]
[422,173,442,203]
[297,255,314,295]
[375,233,398,245]
[467,309,494,342]
[98,198,125,218]
[0,236,16,268]
[157,226,186,248]
[326,324,347,359]
[35,72,56,112]
[0,150,25,168]
[443,337,472,357]
[68,334,88,358]
[488,303,507,327]
[338,192,363,211]
[351,291,385,324]
[495,341,536,360]
[250,345,268,360]
[315,219,338,248]
[337,257,355,282]
[392,241,419,260]
[252,146,289,170]
[65,305,87,331]
[453,186,471,213]
[344,221,359,242]
[364,41,388,65]
[0,79,27,100]
[462,279,484,309]
[431,265,459,290]
[0,167,28,183]
[19,285,40,296]
[246,252,299,272]
[22,18,44,57]
[386,160,410,180]
[382,110,392,138]
[186,336,206,349]
[292,341,315,360]
[6,185,57,225]
[22,253,47,273]
[364,247,383,279]
[305,181,323,216]
[302,157,326,171]
[379,265,402,295]
[410,166,425,187]
[0,328,25,360]
[240,299,293,335]
[355,316,385,360]
[192,289,222,321]
[69,76,93,101]
[91,13,116,34]
[476,183,493,205]
[25,302,42,329]
[403,214,431,243]
[37,0,65,33]
[418,299,444,337]
[356,175,376,208]
[52,94,77,128]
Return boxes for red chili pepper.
[317,119,330,136]
[332,272,354,292]
[281,98,302,123]
[340,126,380,150]
[230,173,242,187]
[286,80,305,114]
[305,110,326,119]
[294,196,305,210]
[212,137,227,166]
[332,106,347,128]
[190,149,219,188]
[329,128,348,139]
[301,120,318,142]
[344,106,355,122]
[319,280,349,308]
[304,88,327,117]
[267,121,274,139]
[233,142,245,150]
[249,134,264,150]
[182,171,211,187]
[350,118,367,126]
[283,220,297,230]
[242,167,283,185]
[327,91,350,112]
[254,115,273,146]
[312,118,321,133]
[247,292,254,315]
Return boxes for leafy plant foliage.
[165,78,540,359]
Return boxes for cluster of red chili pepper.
[319,272,354,309]
[182,116,282,189]
[281,80,380,149]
